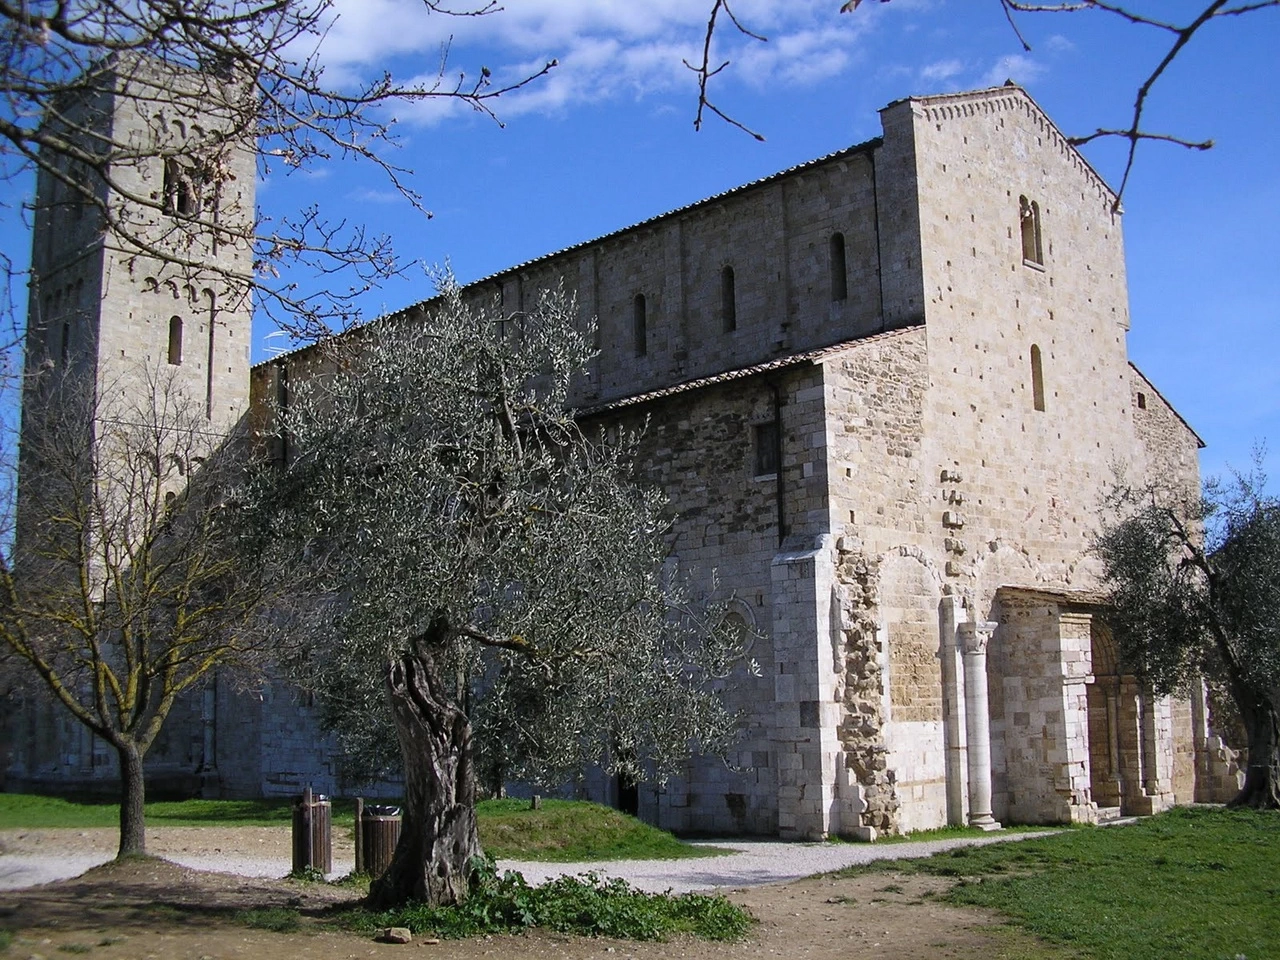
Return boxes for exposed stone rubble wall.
[832,546,899,837]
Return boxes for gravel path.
[0,828,1058,893]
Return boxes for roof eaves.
[896,84,1118,206]
[576,326,917,417]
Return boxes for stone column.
[938,595,967,825]
[958,620,1001,831]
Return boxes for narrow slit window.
[1136,392,1147,410]
[754,421,780,477]
[1020,196,1043,265]
[830,232,848,302]
[721,266,737,333]
[1030,344,1045,412]
[204,291,216,419]
[60,320,70,366]
[633,293,647,357]
[168,316,183,366]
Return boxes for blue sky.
[4,0,1278,484]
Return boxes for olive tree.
[252,281,749,908]
[1096,462,1280,809]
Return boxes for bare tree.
[0,364,291,856]
[1,0,555,341]
[690,0,1279,209]
[249,281,751,908]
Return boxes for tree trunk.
[1227,687,1280,809]
[117,740,148,857]
[368,648,481,908]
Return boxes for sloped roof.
[254,135,883,370]
[1129,361,1206,449]
[577,326,919,417]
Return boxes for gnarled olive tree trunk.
[368,647,482,908]
[1229,685,1280,809]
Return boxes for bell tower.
[23,55,255,430]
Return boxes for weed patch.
[344,856,751,941]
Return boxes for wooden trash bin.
[358,803,402,879]
[291,787,332,876]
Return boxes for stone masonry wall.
[590,362,830,835]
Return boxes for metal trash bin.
[291,787,332,875]
[358,803,402,879]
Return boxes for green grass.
[0,793,720,861]
[475,798,726,861]
[852,822,1065,845]
[0,793,322,829]
[344,856,752,941]
[841,806,1280,960]
[0,929,11,953]
[234,907,302,933]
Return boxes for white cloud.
[980,53,1046,89]
[348,187,405,204]
[1044,34,1075,54]
[315,0,880,127]
[920,58,965,84]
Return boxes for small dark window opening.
[633,293,647,357]
[721,266,737,332]
[1030,344,1045,412]
[1020,196,1043,265]
[163,160,200,217]
[277,364,291,467]
[1137,392,1147,410]
[60,320,70,366]
[829,232,848,302]
[754,421,780,476]
[168,316,183,365]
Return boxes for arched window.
[633,293,647,357]
[1030,344,1045,412]
[721,266,737,333]
[829,232,848,302]
[1020,196,1043,265]
[168,316,183,366]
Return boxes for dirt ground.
[0,828,1064,960]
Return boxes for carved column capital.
[958,620,998,656]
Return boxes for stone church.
[7,80,1243,838]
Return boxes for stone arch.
[972,539,1036,620]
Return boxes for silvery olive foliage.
[255,278,753,792]
[1096,457,1280,808]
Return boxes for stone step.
[1096,806,1124,822]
